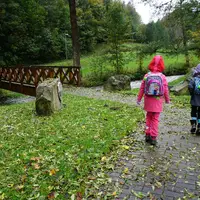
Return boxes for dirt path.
[64,86,200,200]
[63,85,137,105]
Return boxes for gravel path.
[1,75,183,105]
[63,75,184,103]
[64,85,137,105]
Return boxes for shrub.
[164,63,188,76]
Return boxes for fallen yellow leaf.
[30,157,42,162]
[123,167,129,174]
[88,176,96,180]
[122,145,130,150]
[119,181,125,185]
[101,156,107,162]
[34,163,40,170]
[7,183,14,188]
[15,185,24,191]
[112,191,117,196]
[155,181,162,188]
[49,169,59,176]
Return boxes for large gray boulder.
[35,78,63,115]
[104,75,131,91]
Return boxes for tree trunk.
[179,0,190,68]
[68,0,80,67]
[180,16,190,68]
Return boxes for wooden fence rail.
[0,66,81,96]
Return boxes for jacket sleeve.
[137,77,145,102]
[188,78,194,95]
[163,75,170,103]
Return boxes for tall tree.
[76,0,106,52]
[141,0,200,68]
[125,1,142,37]
[68,0,80,66]
[105,0,132,73]
[0,0,46,65]
[0,0,70,65]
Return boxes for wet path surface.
[64,85,200,200]
[112,106,200,200]
[0,96,35,105]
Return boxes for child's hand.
[136,101,141,105]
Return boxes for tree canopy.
[0,0,199,67]
[0,0,142,66]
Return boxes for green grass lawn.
[168,75,186,87]
[0,93,143,199]
[0,89,25,99]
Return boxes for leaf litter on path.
[64,86,200,200]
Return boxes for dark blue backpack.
[194,77,200,94]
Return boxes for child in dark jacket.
[188,63,200,135]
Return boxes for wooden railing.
[0,66,81,96]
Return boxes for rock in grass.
[104,75,131,91]
[35,78,62,116]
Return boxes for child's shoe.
[145,135,151,143]
[190,120,196,134]
[150,137,157,146]
[196,124,200,135]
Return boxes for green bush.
[81,70,115,87]
[164,63,188,76]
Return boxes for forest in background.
[0,0,199,69]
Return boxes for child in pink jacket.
[137,55,170,145]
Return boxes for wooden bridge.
[0,65,81,96]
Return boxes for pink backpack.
[144,72,164,96]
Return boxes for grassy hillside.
[43,43,199,86]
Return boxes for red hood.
[148,55,165,72]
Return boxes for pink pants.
[145,112,160,138]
